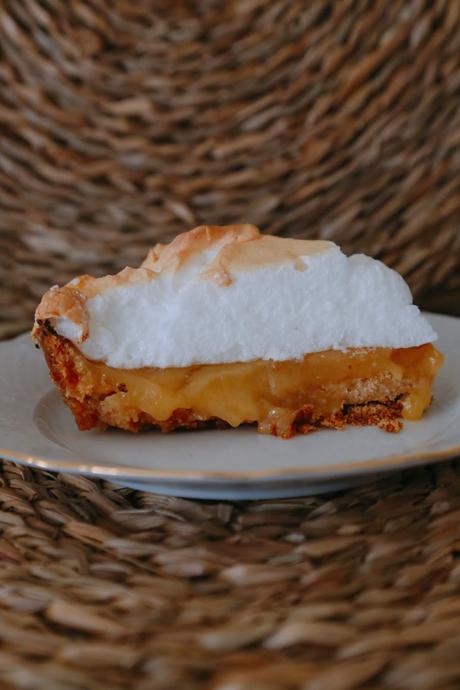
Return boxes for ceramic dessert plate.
[1,313,459,500]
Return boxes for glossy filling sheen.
[75,344,443,431]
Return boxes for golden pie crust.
[34,323,443,439]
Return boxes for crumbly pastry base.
[33,324,431,439]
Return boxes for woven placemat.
[1,459,460,690]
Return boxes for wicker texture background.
[2,459,460,690]
[1,0,460,322]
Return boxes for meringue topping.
[34,225,437,369]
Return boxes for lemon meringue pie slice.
[33,225,442,438]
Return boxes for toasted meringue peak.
[34,224,437,368]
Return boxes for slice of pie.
[33,225,443,439]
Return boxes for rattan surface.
[2,458,460,690]
[1,0,460,323]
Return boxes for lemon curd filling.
[72,343,443,433]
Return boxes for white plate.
[1,313,459,500]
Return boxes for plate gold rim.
[1,441,459,482]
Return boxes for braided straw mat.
[2,452,460,690]
[1,0,460,322]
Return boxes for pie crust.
[34,324,443,439]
